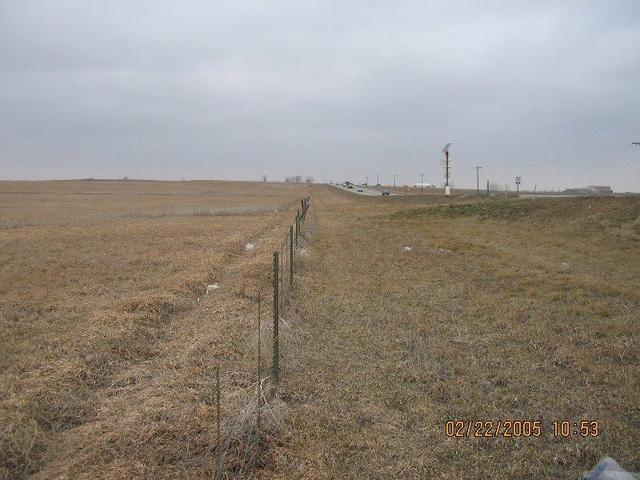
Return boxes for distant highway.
[328,183,398,196]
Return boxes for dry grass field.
[0,180,309,479]
[266,186,639,479]
[2,181,639,479]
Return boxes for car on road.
[381,189,390,196]
[357,187,363,192]
[348,184,354,189]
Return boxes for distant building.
[564,185,613,195]
[587,185,613,194]
[414,183,436,188]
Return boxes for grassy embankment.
[265,187,639,479]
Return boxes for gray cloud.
[1,0,639,190]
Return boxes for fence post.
[216,365,221,479]
[256,291,262,433]
[272,251,279,383]
[279,246,284,308]
[289,225,294,289]
[296,211,300,246]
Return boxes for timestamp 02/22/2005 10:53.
[444,420,601,438]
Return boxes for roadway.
[329,183,398,196]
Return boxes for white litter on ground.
[425,247,454,255]
[206,283,220,294]
[245,243,255,251]
[403,246,413,252]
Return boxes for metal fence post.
[256,292,262,432]
[296,211,300,246]
[279,246,284,307]
[272,251,279,383]
[289,225,294,289]
[216,365,221,479]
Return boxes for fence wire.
[214,195,311,479]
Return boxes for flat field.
[2,182,639,479]
[267,187,640,479]
[0,180,308,479]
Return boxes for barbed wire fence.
[214,195,311,478]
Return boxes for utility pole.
[442,143,452,196]
[392,174,397,191]
[515,176,522,196]
[376,173,379,186]
[445,151,450,188]
[420,173,424,191]
[365,176,368,186]
[474,165,482,195]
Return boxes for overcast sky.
[1,1,639,191]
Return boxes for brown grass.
[265,188,640,479]
[0,180,308,479]
[3,181,638,479]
